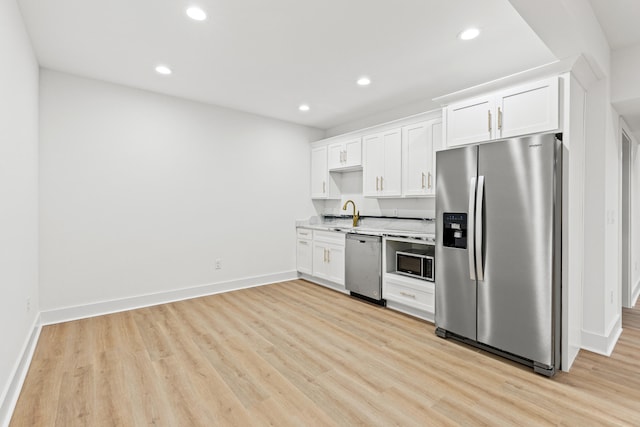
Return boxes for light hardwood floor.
[10,280,640,426]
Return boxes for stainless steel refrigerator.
[435,132,561,376]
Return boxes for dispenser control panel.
[443,213,467,249]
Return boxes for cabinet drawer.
[313,230,345,246]
[296,228,313,240]
[384,275,434,312]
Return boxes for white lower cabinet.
[296,229,313,275]
[312,230,345,285]
[383,274,434,314]
[313,241,345,285]
[382,236,435,322]
[297,228,346,290]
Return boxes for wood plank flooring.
[10,280,640,426]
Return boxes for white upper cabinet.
[311,145,339,199]
[497,78,559,139]
[402,119,441,197]
[328,137,362,171]
[363,128,402,197]
[445,76,559,148]
[446,95,495,147]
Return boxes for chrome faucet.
[342,199,360,227]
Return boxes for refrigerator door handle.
[468,177,477,280]
[476,175,485,281]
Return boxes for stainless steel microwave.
[396,249,434,281]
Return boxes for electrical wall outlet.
[215,259,222,270]
[26,297,31,312]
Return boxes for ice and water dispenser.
[443,213,467,249]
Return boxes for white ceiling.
[589,0,640,50]
[17,0,555,130]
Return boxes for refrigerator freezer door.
[435,146,478,340]
[476,134,558,366]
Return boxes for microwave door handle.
[475,176,485,281]
[468,177,477,280]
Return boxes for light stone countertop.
[296,216,435,242]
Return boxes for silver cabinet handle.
[468,177,477,280]
[498,107,503,131]
[428,172,432,189]
[323,248,327,263]
[488,110,492,133]
[476,176,485,281]
[299,240,308,245]
[343,150,347,163]
[376,176,379,191]
[380,176,384,191]
[323,181,326,194]
[422,172,426,189]
[327,249,330,263]
[400,291,416,299]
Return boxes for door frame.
[620,119,638,308]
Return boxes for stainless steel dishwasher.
[345,233,385,305]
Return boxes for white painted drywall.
[581,76,623,354]
[631,131,640,304]
[39,70,323,311]
[0,0,39,419]
[560,73,586,369]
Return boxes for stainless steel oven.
[396,249,434,281]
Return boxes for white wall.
[631,131,640,304]
[581,76,623,354]
[39,70,323,312]
[0,0,40,421]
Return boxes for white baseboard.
[386,300,434,324]
[632,278,640,307]
[581,314,622,356]
[298,273,349,295]
[1,314,42,427]
[40,271,297,325]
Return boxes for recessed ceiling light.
[299,104,310,112]
[357,76,371,86]
[459,28,480,40]
[186,6,207,21]
[155,65,172,75]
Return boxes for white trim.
[386,300,434,323]
[311,109,441,146]
[40,271,297,326]
[1,314,42,427]
[298,273,349,295]
[581,315,623,356]
[633,278,640,307]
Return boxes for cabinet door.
[381,128,402,196]
[296,239,312,275]
[384,275,434,313]
[327,142,344,170]
[344,138,362,168]
[363,133,385,196]
[312,242,329,279]
[326,243,345,285]
[402,121,431,196]
[310,146,328,198]
[497,77,559,139]
[446,95,495,147]
[429,121,442,196]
